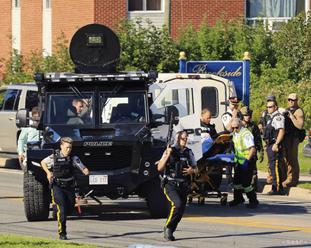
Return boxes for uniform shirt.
[17,127,40,156]
[161,144,197,167]
[267,110,285,130]
[221,108,233,128]
[233,127,255,149]
[42,152,86,171]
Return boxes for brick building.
[0,0,310,76]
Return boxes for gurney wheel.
[220,195,227,206]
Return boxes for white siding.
[127,12,165,29]
[12,1,21,53]
[43,0,52,56]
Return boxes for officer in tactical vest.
[229,118,259,208]
[157,131,198,241]
[258,95,277,184]
[263,100,286,195]
[282,93,305,188]
[240,106,263,191]
[41,137,89,240]
[200,108,217,153]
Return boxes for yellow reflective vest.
[233,127,252,164]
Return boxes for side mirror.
[16,109,29,128]
[165,105,179,126]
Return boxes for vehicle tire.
[23,172,50,221]
[145,178,169,218]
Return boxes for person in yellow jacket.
[229,118,259,208]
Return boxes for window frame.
[127,0,164,13]
[201,86,219,118]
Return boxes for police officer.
[258,95,276,184]
[264,100,286,195]
[283,93,305,188]
[221,96,241,131]
[229,118,259,208]
[41,137,89,240]
[157,131,197,241]
[240,106,264,191]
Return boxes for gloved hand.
[259,150,264,163]
[241,159,250,170]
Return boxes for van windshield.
[47,93,94,125]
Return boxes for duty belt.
[54,176,75,187]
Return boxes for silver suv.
[0,83,38,156]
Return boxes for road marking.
[184,215,311,233]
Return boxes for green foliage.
[117,18,178,72]
[0,33,74,86]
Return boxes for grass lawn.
[0,234,100,248]
[257,140,311,175]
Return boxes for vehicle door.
[0,88,21,153]
[150,81,202,160]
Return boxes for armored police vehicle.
[17,24,173,221]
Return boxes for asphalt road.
[1,168,311,248]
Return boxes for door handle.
[9,117,15,120]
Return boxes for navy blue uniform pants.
[163,181,188,232]
[51,184,75,236]
[267,144,285,192]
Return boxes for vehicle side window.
[155,88,194,117]
[26,90,39,110]
[3,89,20,111]
[201,87,218,117]
[0,90,6,110]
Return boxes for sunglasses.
[266,105,275,109]
[232,126,239,130]
[180,137,188,141]
[288,98,296,102]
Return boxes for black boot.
[229,189,245,207]
[164,227,175,241]
[246,190,259,209]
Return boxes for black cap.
[266,95,276,102]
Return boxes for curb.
[0,158,20,169]
[262,184,311,201]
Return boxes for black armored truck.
[16,24,175,221]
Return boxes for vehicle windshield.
[100,92,147,124]
[47,93,94,125]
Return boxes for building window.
[14,0,20,8]
[128,0,162,11]
[45,0,51,9]
[246,0,305,30]
[246,0,305,18]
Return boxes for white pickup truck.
[150,73,236,160]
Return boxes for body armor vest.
[284,107,300,136]
[263,114,280,145]
[165,147,191,180]
[53,150,74,181]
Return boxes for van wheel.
[145,178,169,218]
[24,172,50,221]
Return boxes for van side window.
[26,90,39,110]
[201,87,218,117]
[2,89,21,111]
[156,88,194,117]
[0,90,5,110]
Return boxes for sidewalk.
[257,170,311,201]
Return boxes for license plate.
[89,175,108,185]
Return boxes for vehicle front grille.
[73,146,132,171]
